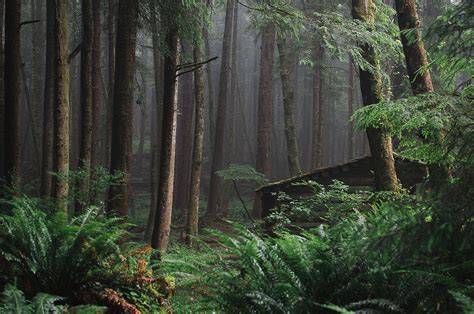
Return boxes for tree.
[0,0,5,180]
[144,0,164,241]
[151,23,180,253]
[311,45,323,169]
[40,0,55,197]
[76,0,93,213]
[107,0,139,217]
[3,0,21,190]
[277,34,302,176]
[394,0,433,95]
[186,44,206,246]
[352,0,399,192]
[106,0,115,169]
[52,0,70,212]
[206,0,235,221]
[91,0,102,169]
[253,19,276,217]
[347,56,356,160]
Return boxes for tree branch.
[177,56,218,71]
[19,19,41,28]
[68,43,82,64]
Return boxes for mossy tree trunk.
[352,0,399,192]
[53,0,70,212]
[277,34,302,177]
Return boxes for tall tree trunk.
[91,0,102,169]
[395,0,433,95]
[106,0,115,169]
[253,21,276,217]
[203,28,215,152]
[144,1,164,241]
[40,0,55,197]
[205,0,235,221]
[151,28,180,253]
[174,43,194,215]
[0,0,4,180]
[76,0,93,214]
[3,0,21,190]
[352,0,399,192]
[347,56,356,160]
[107,0,138,217]
[53,0,70,212]
[311,49,323,169]
[277,34,302,177]
[186,44,205,246]
[394,0,449,184]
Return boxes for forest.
[0,0,472,312]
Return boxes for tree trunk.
[107,0,139,217]
[253,21,276,217]
[52,0,70,212]
[151,28,180,253]
[186,44,205,246]
[395,0,434,95]
[277,34,302,177]
[40,0,55,197]
[91,0,102,169]
[352,0,399,192]
[204,28,215,153]
[76,0,93,214]
[347,56,356,160]
[205,0,235,221]
[0,0,4,180]
[3,0,21,190]
[106,0,115,169]
[394,0,450,184]
[311,48,323,169]
[144,1,164,241]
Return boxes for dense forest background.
[0,0,472,312]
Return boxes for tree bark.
[40,0,55,197]
[52,0,70,212]
[76,0,93,214]
[352,0,399,192]
[0,0,4,180]
[277,34,302,177]
[3,0,21,190]
[91,0,102,169]
[151,27,180,253]
[144,1,164,241]
[205,0,235,221]
[106,0,115,169]
[203,28,215,153]
[395,0,434,95]
[347,56,356,160]
[186,44,205,246]
[107,0,139,217]
[394,0,450,184]
[253,20,276,217]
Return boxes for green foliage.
[216,164,268,186]
[0,197,172,312]
[0,284,63,314]
[353,93,473,166]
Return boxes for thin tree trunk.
[76,0,93,214]
[277,34,302,176]
[3,0,21,190]
[107,0,139,217]
[106,0,115,169]
[205,0,235,221]
[253,21,276,218]
[144,1,164,241]
[151,28,180,253]
[40,0,55,197]
[0,0,4,180]
[348,57,356,160]
[204,28,215,152]
[186,44,205,246]
[352,0,399,192]
[311,47,323,169]
[52,0,70,212]
[91,0,102,169]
